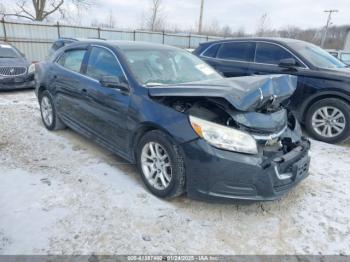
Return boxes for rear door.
[78,45,130,154]
[51,47,89,125]
[205,41,255,77]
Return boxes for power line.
[321,9,338,48]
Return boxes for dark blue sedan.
[35,41,310,201]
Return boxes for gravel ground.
[0,90,349,255]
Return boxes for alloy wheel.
[41,96,53,127]
[141,142,172,190]
[311,106,346,138]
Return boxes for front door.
[79,46,130,153]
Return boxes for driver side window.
[86,46,124,81]
[255,42,303,67]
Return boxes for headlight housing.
[189,116,258,154]
[28,63,35,75]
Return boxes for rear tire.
[136,130,185,198]
[305,98,350,144]
[39,90,66,131]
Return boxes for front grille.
[0,66,27,76]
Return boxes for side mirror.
[100,75,130,93]
[278,58,297,69]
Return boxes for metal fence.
[0,19,224,62]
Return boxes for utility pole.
[198,0,204,34]
[321,9,338,48]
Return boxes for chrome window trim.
[55,48,87,76]
[201,43,221,58]
[200,40,309,69]
[54,44,130,85]
[89,44,129,82]
[56,63,99,83]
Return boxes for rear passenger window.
[202,44,220,58]
[57,49,86,73]
[217,42,255,62]
[255,42,299,65]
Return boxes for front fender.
[126,94,198,160]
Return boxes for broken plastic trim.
[251,125,288,141]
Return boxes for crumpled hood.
[148,74,298,112]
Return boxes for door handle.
[81,88,94,101]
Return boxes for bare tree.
[255,13,271,37]
[90,11,116,29]
[232,26,246,37]
[221,25,232,37]
[201,19,221,36]
[146,0,165,31]
[106,11,116,28]
[1,0,92,21]
[0,2,5,17]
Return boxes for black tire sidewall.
[136,130,185,198]
[39,90,57,131]
[305,98,350,143]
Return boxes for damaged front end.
[149,74,310,200]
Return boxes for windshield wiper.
[145,82,165,87]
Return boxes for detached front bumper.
[182,138,310,201]
[0,74,35,90]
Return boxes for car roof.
[66,40,181,51]
[201,37,308,46]
[55,37,107,42]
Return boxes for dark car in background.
[0,42,35,90]
[34,41,310,201]
[194,38,350,144]
[327,49,350,65]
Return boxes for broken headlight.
[189,116,258,154]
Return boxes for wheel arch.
[37,85,48,100]
[130,122,176,163]
[300,91,350,123]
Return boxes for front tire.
[39,90,66,131]
[136,130,185,198]
[305,98,350,144]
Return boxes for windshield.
[123,48,222,86]
[0,44,21,58]
[290,42,346,69]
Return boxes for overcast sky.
[86,0,349,33]
[2,0,349,33]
